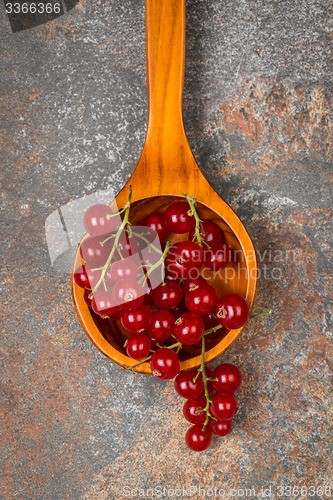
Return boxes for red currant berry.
[150,348,180,380]
[215,294,249,329]
[112,279,144,310]
[183,396,207,424]
[210,391,238,420]
[185,424,212,452]
[165,241,203,280]
[189,220,225,246]
[143,212,169,240]
[74,265,101,289]
[111,259,138,281]
[80,236,110,266]
[173,312,205,345]
[203,243,231,271]
[182,276,207,294]
[174,371,204,399]
[163,201,195,234]
[83,288,93,307]
[209,419,232,437]
[83,204,117,237]
[125,333,151,360]
[153,280,183,309]
[185,284,218,315]
[92,291,119,317]
[120,305,152,333]
[147,310,175,341]
[212,363,242,393]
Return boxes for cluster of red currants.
[174,363,241,451]
[73,189,250,451]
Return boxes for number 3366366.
[6,3,61,14]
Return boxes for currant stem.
[203,324,223,336]
[196,335,216,430]
[91,185,132,294]
[250,307,273,319]
[138,241,170,286]
[182,192,207,248]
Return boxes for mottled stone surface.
[1,1,332,499]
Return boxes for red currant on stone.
[185,424,212,452]
[150,348,180,380]
[210,391,238,420]
[163,202,196,234]
[215,294,249,329]
[174,371,204,399]
[120,305,152,333]
[173,312,205,345]
[183,396,207,424]
[212,363,242,393]
[209,419,232,437]
[125,333,151,360]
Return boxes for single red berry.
[215,294,249,329]
[143,212,169,240]
[150,348,180,380]
[210,419,232,437]
[165,241,203,280]
[173,312,205,345]
[83,204,117,237]
[92,291,119,317]
[112,279,144,310]
[111,259,139,281]
[120,305,152,333]
[163,201,196,234]
[183,396,207,424]
[174,371,204,399]
[189,220,225,246]
[203,243,231,271]
[83,288,93,307]
[182,276,207,294]
[147,310,175,341]
[80,236,110,266]
[125,333,151,360]
[73,265,101,289]
[212,363,242,393]
[185,284,218,315]
[210,391,238,420]
[153,280,183,309]
[185,424,212,452]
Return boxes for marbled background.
[1,0,332,498]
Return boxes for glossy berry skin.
[203,313,220,330]
[203,243,231,271]
[150,348,180,380]
[112,279,144,310]
[111,259,138,281]
[163,202,196,234]
[215,294,249,329]
[83,204,117,237]
[185,424,212,452]
[174,371,204,399]
[143,212,169,240]
[83,288,93,307]
[147,310,175,341]
[73,265,101,289]
[183,396,207,424]
[189,220,224,246]
[185,284,218,315]
[168,298,188,318]
[120,305,152,333]
[173,312,205,345]
[80,236,110,266]
[92,291,119,317]
[126,333,151,360]
[210,391,238,420]
[212,363,242,393]
[165,241,203,280]
[182,276,207,294]
[153,281,183,309]
[210,419,232,437]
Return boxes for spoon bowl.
[72,0,258,373]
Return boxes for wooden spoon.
[72,0,258,373]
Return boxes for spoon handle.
[145,0,187,147]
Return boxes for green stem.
[250,307,273,319]
[182,192,208,248]
[196,336,216,430]
[138,241,170,286]
[91,185,132,294]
